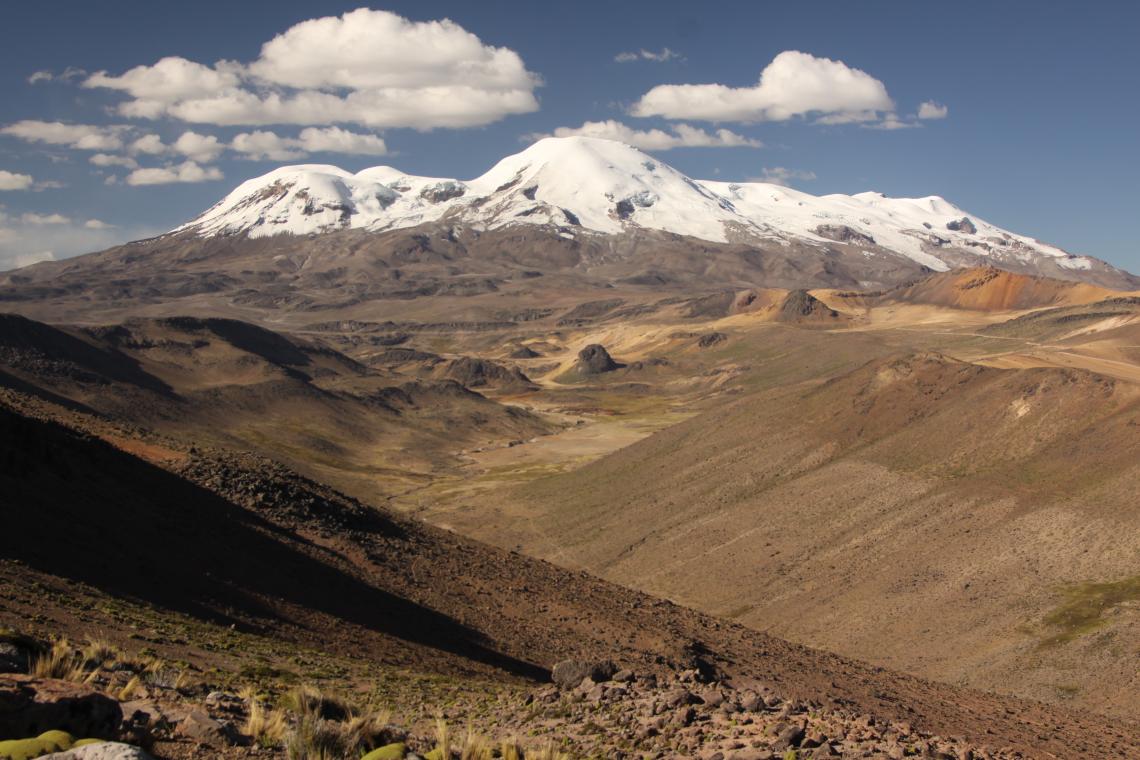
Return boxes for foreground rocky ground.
[0,634,1059,760]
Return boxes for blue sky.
[1,1,1137,272]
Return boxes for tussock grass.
[279,684,395,759]
[246,698,290,749]
[117,675,143,701]
[31,639,89,682]
[458,727,500,760]
[433,718,451,759]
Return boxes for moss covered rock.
[0,729,76,759]
[361,743,406,760]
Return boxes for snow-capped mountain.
[179,136,1094,275]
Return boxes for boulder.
[772,722,806,751]
[41,743,154,759]
[550,659,617,690]
[0,675,122,740]
[172,708,236,746]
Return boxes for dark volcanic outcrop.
[946,217,977,234]
[777,290,841,323]
[576,344,620,375]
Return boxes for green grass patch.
[1039,574,1140,647]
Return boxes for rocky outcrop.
[440,357,537,392]
[946,216,977,234]
[0,676,123,740]
[575,344,620,374]
[551,659,617,690]
[508,345,541,359]
[697,332,727,349]
[815,224,876,246]
[777,290,840,322]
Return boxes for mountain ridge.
[174,136,1113,282]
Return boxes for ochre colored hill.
[876,266,1124,311]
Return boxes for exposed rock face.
[946,217,977,234]
[814,224,876,246]
[576,344,620,374]
[0,676,123,740]
[778,290,840,322]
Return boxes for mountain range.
[2,137,1136,327]
[178,136,1109,280]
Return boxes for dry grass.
[526,743,573,760]
[117,675,143,701]
[81,638,119,668]
[433,718,451,759]
[499,739,523,760]
[246,697,290,749]
[279,684,394,759]
[31,638,89,681]
[460,730,494,760]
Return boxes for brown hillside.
[479,353,1140,717]
[0,313,551,501]
[2,389,1137,757]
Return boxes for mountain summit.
[178,136,1106,278]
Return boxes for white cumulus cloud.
[0,120,127,151]
[130,134,166,155]
[0,170,35,191]
[631,50,894,124]
[917,101,949,120]
[125,161,223,186]
[230,131,305,161]
[231,127,388,161]
[171,131,225,162]
[82,9,540,129]
[90,153,139,169]
[531,120,760,151]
